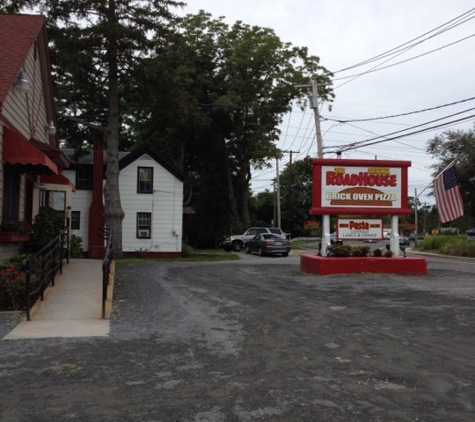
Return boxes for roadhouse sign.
[310,158,412,216]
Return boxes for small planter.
[0,232,31,242]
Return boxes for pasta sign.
[311,158,412,215]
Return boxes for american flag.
[433,163,464,223]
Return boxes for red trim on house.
[30,138,70,168]
[88,135,105,259]
[40,173,76,191]
[122,251,182,259]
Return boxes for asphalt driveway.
[0,252,474,421]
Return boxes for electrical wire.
[334,33,475,86]
[326,112,475,154]
[321,96,475,123]
[334,8,475,73]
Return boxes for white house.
[62,144,185,258]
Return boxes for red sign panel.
[311,158,411,215]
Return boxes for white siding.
[120,154,183,253]
[63,169,92,250]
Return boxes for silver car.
[245,233,291,257]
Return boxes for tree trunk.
[224,154,240,232]
[103,1,124,258]
[241,161,251,228]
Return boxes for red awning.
[2,127,58,174]
[29,138,70,169]
[40,173,76,191]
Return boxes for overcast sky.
[180,0,475,202]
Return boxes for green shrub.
[417,235,475,257]
[30,206,63,251]
[181,242,193,257]
[69,234,83,258]
[331,245,352,257]
[373,248,383,257]
[351,246,370,257]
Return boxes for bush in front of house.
[30,206,63,251]
[69,234,84,258]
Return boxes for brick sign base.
[300,255,427,276]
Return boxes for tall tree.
[427,126,475,229]
[131,11,334,240]
[5,0,184,257]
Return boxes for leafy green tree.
[5,0,184,257]
[279,156,314,237]
[131,11,333,242]
[250,190,275,227]
[427,126,475,229]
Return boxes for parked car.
[245,233,291,257]
[220,227,287,252]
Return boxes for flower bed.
[0,260,27,311]
[0,232,31,242]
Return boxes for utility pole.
[275,158,281,228]
[295,80,324,157]
[310,79,324,158]
[284,150,299,235]
[414,188,419,247]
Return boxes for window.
[71,211,80,230]
[137,167,153,193]
[75,166,93,190]
[136,212,151,238]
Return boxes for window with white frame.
[137,167,153,193]
[136,212,151,238]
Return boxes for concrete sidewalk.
[3,259,111,340]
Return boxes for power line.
[326,112,475,154]
[333,33,475,85]
[334,8,475,74]
[321,96,475,123]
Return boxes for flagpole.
[418,158,458,198]
[414,188,419,247]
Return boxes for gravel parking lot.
[1,251,474,421]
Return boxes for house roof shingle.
[0,14,45,105]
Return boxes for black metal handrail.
[101,228,113,319]
[23,230,69,321]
